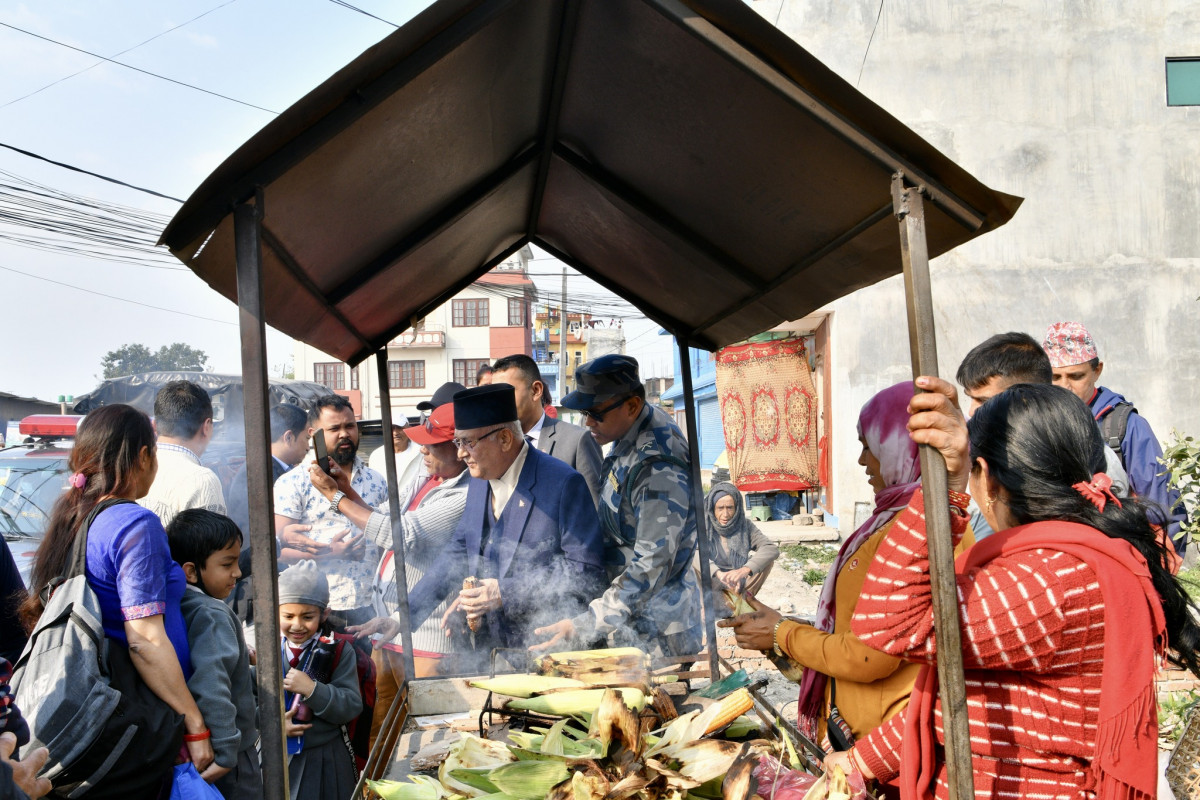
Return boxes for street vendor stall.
[159,0,1020,797]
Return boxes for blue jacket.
[406,446,607,648]
[1089,386,1186,549]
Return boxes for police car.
[0,414,81,585]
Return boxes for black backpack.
[11,499,184,799]
[1099,401,1135,468]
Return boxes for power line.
[326,0,400,27]
[0,21,278,115]
[0,0,240,110]
[0,142,185,202]
[0,264,236,326]
[857,0,885,87]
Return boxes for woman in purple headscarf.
[720,382,974,791]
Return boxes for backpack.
[1099,401,1135,468]
[11,499,184,800]
[330,634,376,773]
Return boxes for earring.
[985,496,995,512]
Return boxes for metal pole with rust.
[675,335,721,682]
[234,193,288,799]
[891,172,975,800]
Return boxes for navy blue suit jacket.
[406,446,606,647]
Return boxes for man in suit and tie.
[492,354,604,506]
[405,384,606,661]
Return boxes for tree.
[101,343,210,379]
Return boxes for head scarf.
[704,482,755,571]
[797,381,922,739]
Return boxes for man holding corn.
[532,355,704,657]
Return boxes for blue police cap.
[561,354,642,410]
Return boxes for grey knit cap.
[277,560,329,609]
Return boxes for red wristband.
[183,729,211,742]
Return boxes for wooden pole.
[675,335,721,681]
[234,194,288,800]
[891,172,974,800]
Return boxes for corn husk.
[721,744,760,800]
[469,675,587,698]
[671,738,742,783]
[484,760,569,800]
[505,687,646,717]
[722,714,762,739]
[587,689,642,754]
[439,733,515,797]
[365,775,445,800]
[538,648,649,683]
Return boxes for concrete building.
[293,248,537,419]
[745,0,1200,532]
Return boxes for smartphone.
[313,429,332,475]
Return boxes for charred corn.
[650,687,677,721]
[468,675,586,698]
[505,687,646,716]
[462,576,481,632]
[704,687,754,734]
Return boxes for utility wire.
[0,142,185,202]
[0,264,237,325]
[0,21,278,115]
[0,0,240,110]
[857,0,885,87]
[327,0,400,27]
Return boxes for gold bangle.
[772,618,785,657]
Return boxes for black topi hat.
[452,384,519,430]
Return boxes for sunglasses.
[452,427,504,452]
[579,395,631,423]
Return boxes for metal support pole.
[234,194,288,800]
[559,269,569,395]
[675,335,721,681]
[374,349,417,680]
[891,172,975,800]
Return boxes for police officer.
[531,355,703,657]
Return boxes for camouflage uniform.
[571,403,703,656]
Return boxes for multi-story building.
[293,247,537,419]
[532,307,590,400]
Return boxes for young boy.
[166,509,261,800]
[277,560,363,800]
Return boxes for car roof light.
[19,415,84,438]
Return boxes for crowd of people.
[0,320,1196,800]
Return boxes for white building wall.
[750,0,1200,531]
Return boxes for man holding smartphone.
[274,394,388,628]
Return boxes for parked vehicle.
[0,415,81,583]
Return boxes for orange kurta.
[777,518,975,741]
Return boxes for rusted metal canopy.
[161,0,1020,361]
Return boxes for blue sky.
[0,0,676,401]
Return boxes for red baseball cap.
[405,403,455,445]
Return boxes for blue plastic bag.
[170,762,225,800]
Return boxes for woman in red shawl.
[721,382,973,794]
[826,378,1200,799]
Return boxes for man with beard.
[275,395,387,627]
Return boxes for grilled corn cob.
[505,687,646,716]
[468,675,585,698]
[703,687,754,734]
[462,576,481,632]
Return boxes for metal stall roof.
[161,0,1020,358]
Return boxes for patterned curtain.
[715,337,819,492]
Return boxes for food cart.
[159,1,1021,796]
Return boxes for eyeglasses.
[452,427,504,452]
[579,395,631,423]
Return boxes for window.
[454,358,491,388]
[452,298,490,327]
[508,298,525,326]
[575,350,583,367]
[314,362,344,389]
[1167,58,1200,106]
[388,360,425,389]
[350,365,359,391]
